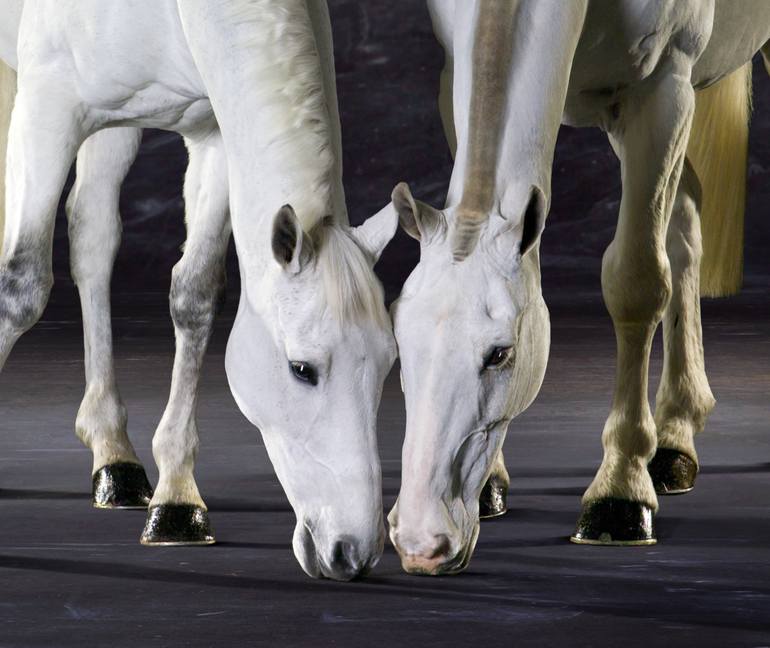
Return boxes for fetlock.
[76,385,139,472]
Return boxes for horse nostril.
[327,539,363,578]
[428,534,451,559]
[331,540,353,566]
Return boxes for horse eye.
[483,346,512,369]
[289,361,318,386]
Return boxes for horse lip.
[435,540,474,575]
[437,520,479,575]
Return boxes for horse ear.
[271,204,313,274]
[350,202,398,264]
[391,182,444,243]
[517,187,547,257]
[488,186,547,263]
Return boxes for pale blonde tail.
[686,63,752,297]
[0,60,17,257]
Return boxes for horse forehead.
[273,284,336,339]
[401,255,510,323]
[407,287,495,335]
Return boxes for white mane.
[313,223,388,328]
[223,3,385,327]
[227,0,336,224]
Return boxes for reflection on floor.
[0,290,768,647]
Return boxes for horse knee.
[0,250,52,333]
[169,262,225,335]
[601,241,672,326]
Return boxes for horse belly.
[692,0,770,87]
[86,83,216,136]
[562,0,712,128]
[18,0,214,135]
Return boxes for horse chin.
[440,519,480,575]
[395,519,480,576]
[458,519,480,571]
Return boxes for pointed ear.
[517,187,547,257]
[488,186,548,263]
[350,202,398,264]
[271,204,313,273]
[391,182,445,243]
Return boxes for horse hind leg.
[648,159,715,495]
[141,130,230,546]
[67,126,154,509]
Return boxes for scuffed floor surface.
[0,287,768,647]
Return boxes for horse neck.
[213,1,345,271]
[447,1,588,223]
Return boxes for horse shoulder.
[16,1,210,133]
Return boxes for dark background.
[3,5,769,645]
[43,1,770,316]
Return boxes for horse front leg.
[1,72,84,367]
[648,158,715,495]
[572,68,695,545]
[141,130,230,546]
[67,127,155,508]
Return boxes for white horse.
[388,0,770,575]
[0,0,399,581]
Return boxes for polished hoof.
[648,448,697,495]
[140,504,215,546]
[570,497,656,546]
[92,462,154,509]
[479,475,508,519]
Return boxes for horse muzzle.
[293,520,384,581]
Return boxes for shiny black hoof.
[648,448,697,495]
[92,462,154,509]
[479,475,508,519]
[570,498,656,546]
[140,504,215,546]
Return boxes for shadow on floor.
[1,552,768,633]
[0,488,87,500]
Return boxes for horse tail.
[0,59,16,257]
[686,62,752,297]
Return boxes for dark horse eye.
[483,346,512,369]
[289,361,318,386]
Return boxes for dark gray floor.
[0,285,768,648]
